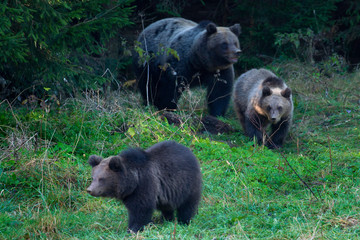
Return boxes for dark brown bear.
[87,141,202,233]
[133,17,241,117]
[233,68,293,149]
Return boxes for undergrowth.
[1,61,359,239]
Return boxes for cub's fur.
[233,68,293,148]
[133,17,241,116]
[87,141,202,233]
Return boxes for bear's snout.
[87,186,94,195]
[235,49,242,56]
[227,47,241,64]
[269,110,281,123]
[87,185,100,196]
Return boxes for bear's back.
[145,141,201,206]
[137,18,200,51]
[234,69,276,102]
[236,68,277,92]
[146,141,200,171]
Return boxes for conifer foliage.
[0,0,134,100]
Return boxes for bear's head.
[259,77,292,124]
[87,154,138,199]
[194,22,241,71]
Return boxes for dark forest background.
[1,0,359,102]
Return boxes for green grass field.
[1,61,359,239]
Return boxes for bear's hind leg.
[176,197,199,225]
[152,75,180,111]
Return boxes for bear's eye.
[221,42,228,50]
[98,178,105,182]
[267,106,271,111]
[278,106,283,112]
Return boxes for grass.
[1,60,360,239]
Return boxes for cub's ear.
[230,24,241,36]
[206,23,217,35]
[88,155,103,167]
[281,88,292,98]
[109,156,125,172]
[262,86,272,97]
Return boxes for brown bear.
[87,141,202,233]
[233,68,293,149]
[133,17,241,117]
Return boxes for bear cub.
[233,68,293,149]
[87,141,202,233]
[133,17,241,117]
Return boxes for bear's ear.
[206,23,217,35]
[230,24,241,36]
[281,88,292,99]
[88,155,103,167]
[262,86,272,97]
[109,156,125,172]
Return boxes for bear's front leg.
[206,68,234,117]
[244,116,265,146]
[127,207,154,233]
[267,118,291,149]
[176,195,200,225]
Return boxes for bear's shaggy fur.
[233,68,293,148]
[87,141,202,233]
[133,17,241,117]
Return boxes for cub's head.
[87,149,146,199]
[205,22,241,70]
[260,77,292,123]
[87,155,126,198]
